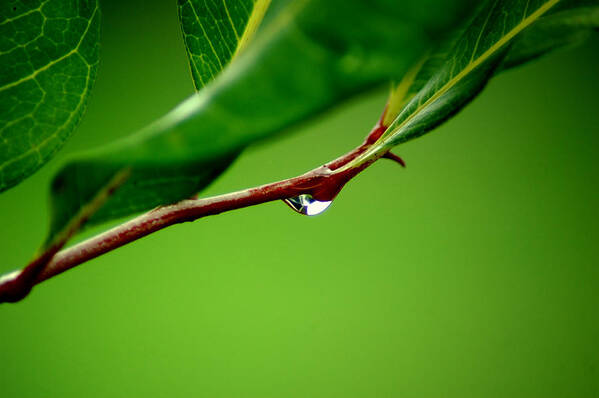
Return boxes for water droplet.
[283,194,332,216]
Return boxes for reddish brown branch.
[0,115,398,303]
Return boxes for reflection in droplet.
[283,194,332,216]
[0,270,20,284]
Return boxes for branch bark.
[0,116,398,303]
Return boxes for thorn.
[383,152,406,167]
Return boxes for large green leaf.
[0,0,100,192]
[352,0,598,165]
[48,0,272,241]
[47,0,474,240]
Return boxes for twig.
[0,114,395,303]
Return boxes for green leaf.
[47,0,474,240]
[0,0,100,192]
[179,0,271,89]
[354,0,598,165]
[48,0,276,239]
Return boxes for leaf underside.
[0,0,100,192]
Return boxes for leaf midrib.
[382,0,560,144]
[234,0,272,58]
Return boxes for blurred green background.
[1,1,599,397]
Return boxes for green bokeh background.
[1,1,598,396]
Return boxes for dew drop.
[283,194,332,216]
